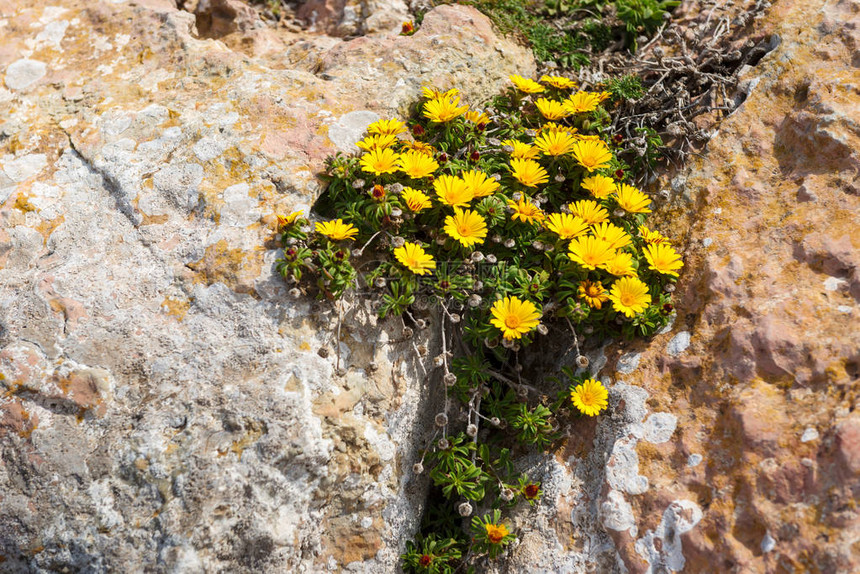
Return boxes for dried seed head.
[512,191,523,201]
[375,277,387,288]
[613,209,627,218]
[468,294,482,308]
[416,319,428,329]
[537,324,548,336]
[437,438,450,449]
[352,179,366,188]
[449,313,461,324]
[532,240,545,251]
[352,248,363,257]
[458,502,473,517]
[413,462,424,474]
[402,327,414,339]
[491,234,503,243]
[485,337,499,349]
[433,355,445,368]
[554,173,566,183]
[466,424,478,437]
[286,237,298,246]
[487,137,502,146]
[416,344,428,356]
[500,488,515,502]
[583,325,594,334]
[486,254,497,264]
[435,412,449,427]
[517,386,529,400]
[391,236,406,248]
[501,145,514,153]
[504,239,516,248]
[289,288,302,298]
[471,251,485,263]
[473,280,484,290]
[664,283,676,293]
[444,373,457,386]
[490,416,501,427]
[501,337,514,349]
[435,237,447,246]
[387,183,404,195]
[391,207,403,217]
[318,347,330,358]
[576,355,590,368]
[536,193,548,204]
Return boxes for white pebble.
[800,427,819,442]
[687,453,702,467]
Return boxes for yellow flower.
[581,174,616,200]
[510,158,549,188]
[535,98,570,120]
[569,200,609,225]
[509,74,545,93]
[540,122,576,136]
[461,170,500,198]
[602,251,637,276]
[356,133,398,151]
[434,174,473,207]
[394,242,436,275]
[563,92,602,114]
[316,219,358,241]
[540,75,577,90]
[401,187,432,212]
[578,280,610,309]
[501,139,540,160]
[534,130,577,157]
[572,139,613,172]
[366,119,407,136]
[615,184,652,213]
[444,208,487,247]
[402,140,435,155]
[421,86,459,100]
[568,235,616,270]
[608,276,652,317]
[594,90,612,103]
[277,210,303,228]
[545,213,589,239]
[465,110,490,124]
[591,222,631,250]
[507,197,544,224]
[570,379,609,416]
[360,148,400,175]
[643,243,684,277]
[484,522,510,544]
[638,225,668,245]
[423,96,469,123]
[398,150,439,178]
[490,296,541,340]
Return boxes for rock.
[0,0,533,571]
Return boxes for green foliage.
[274,77,681,569]
[605,74,646,102]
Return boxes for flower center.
[586,285,601,297]
[620,293,635,306]
[458,224,471,236]
[504,315,521,329]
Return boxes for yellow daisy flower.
[608,276,652,317]
[434,174,473,207]
[591,222,632,250]
[484,522,510,544]
[316,219,358,241]
[393,242,436,275]
[545,213,589,239]
[510,158,549,188]
[276,210,303,228]
[444,208,487,248]
[465,110,490,124]
[366,119,407,136]
[461,170,500,198]
[423,96,469,123]
[572,139,613,172]
[569,200,609,225]
[534,98,570,120]
[398,150,439,178]
[643,243,684,277]
[360,148,400,175]
[615,184,652,213]
[568,235,616,270]
[540,75,577,90]
[602,251,637,277]
[509,74,545,94]
[490,296,541,340]
[638,225,668,245]
[356,133,398,151]
[402,140,435,155]
[534,130,577,157]
[580,174,616,199]
[578,280,610,309]
[507,197,544,224]
[421,86,459,100]
[501,139,540,160]
[570,379,609,416]
[563,92,602,114]
[401,187,432,213]
[594,90,612,103]
[540,122,577,137]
